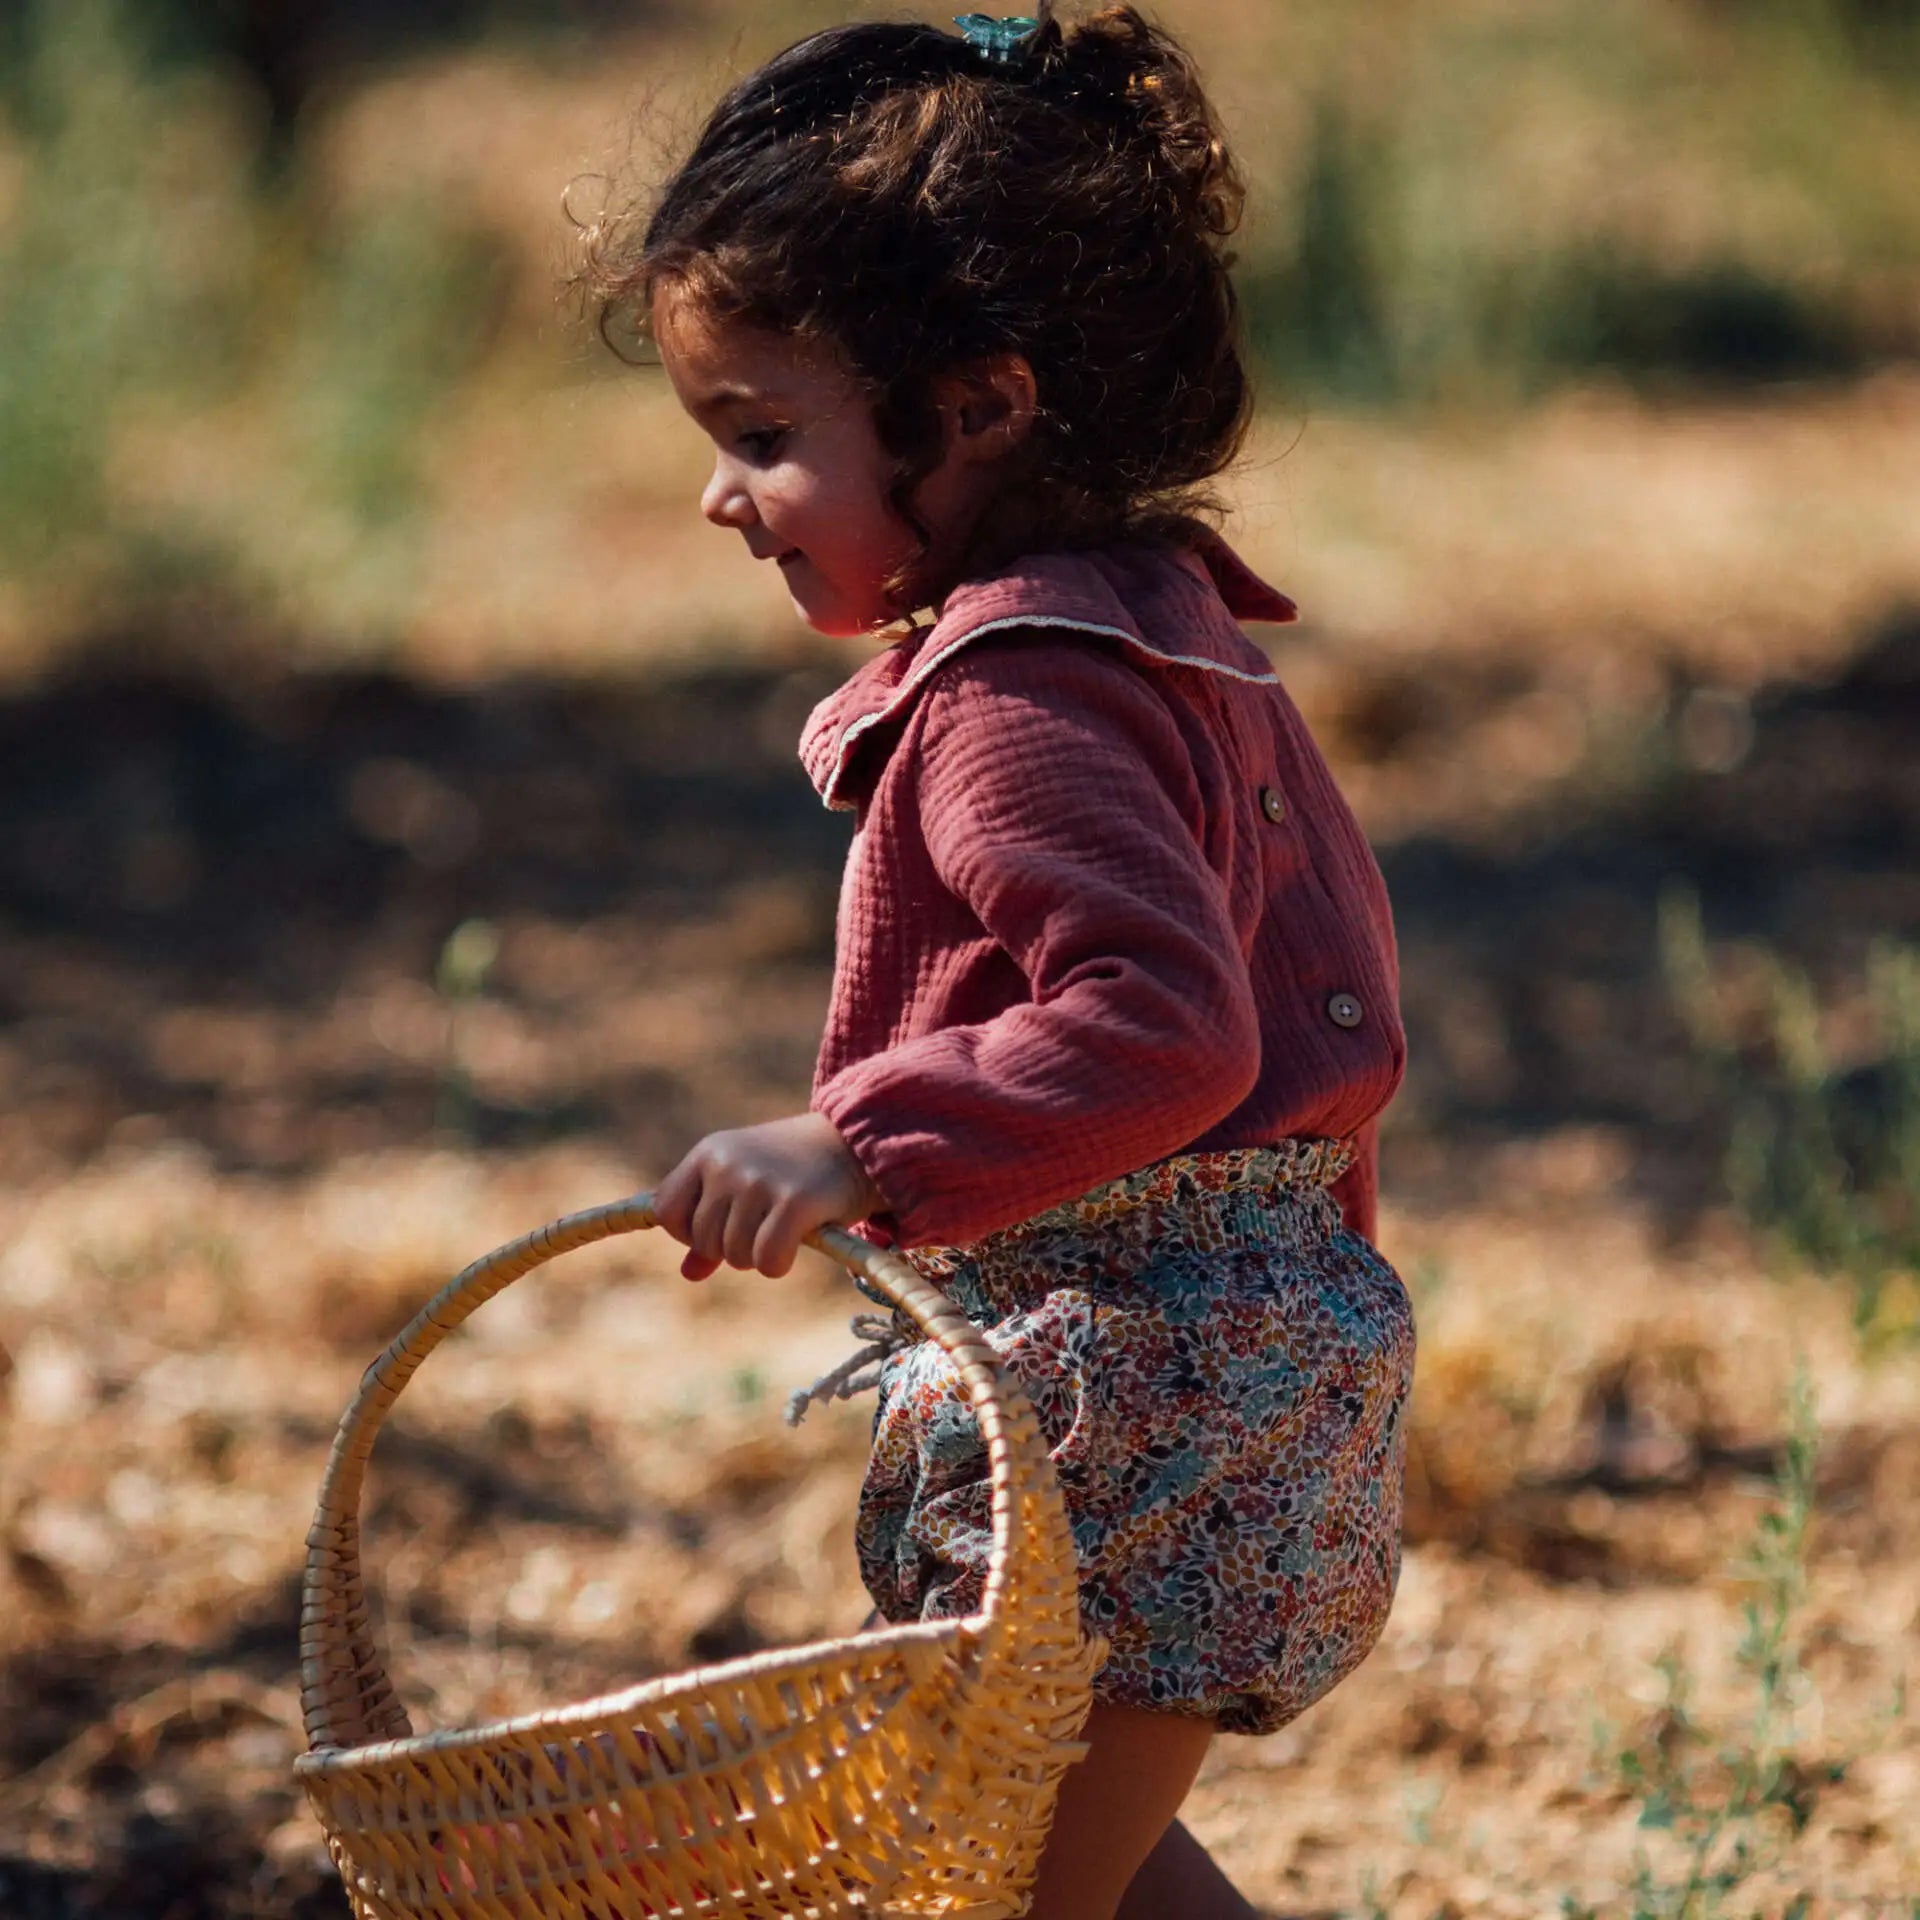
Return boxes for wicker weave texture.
[297,1197,1104,1918]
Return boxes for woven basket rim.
[295,1615,966,1779]
[297,1198,1103,1920]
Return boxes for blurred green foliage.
[1,0,1916,639]
[1243,0,1920,404]
[1662,889,1920,1341]
[0,1,207,575]
[0,0,508,641]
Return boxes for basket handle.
[299,1194,1080,1754]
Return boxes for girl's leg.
[1024,1702,1237,1920]
[1115,1818,1262,1920]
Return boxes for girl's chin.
[782,574,894,639]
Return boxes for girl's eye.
[736,427,787,463]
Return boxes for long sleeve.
[813,641,1261,1248]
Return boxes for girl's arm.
[814,637,1261,1249]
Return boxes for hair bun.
[1033,6,1243,237]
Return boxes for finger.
[651,1160,699,1241]
[721,1190,769,1272]
[681,1249,722,1283]
[752,1199,814,1279]
[687,1180,732,1267]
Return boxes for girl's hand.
[651,1112,884,1281]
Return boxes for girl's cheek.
[757,466,805,518]
[776,464,824,509]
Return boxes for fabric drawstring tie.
[781,1141,1357,1426]
[785,1312,914,1427]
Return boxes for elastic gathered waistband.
[922,1138,1356,1263]
[799,1139,1359,1426]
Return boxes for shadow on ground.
[4,610,1916,1213]
[1,611,1916,1914]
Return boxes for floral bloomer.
[854,1140,1415,1736]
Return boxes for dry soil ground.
[3,380,1920,1916]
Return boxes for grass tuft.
[1660,887,1920,1340]
[1569,1368,1838,1918]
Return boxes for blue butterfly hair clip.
[953,14,1042,65]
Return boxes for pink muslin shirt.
[800,536,1404,1251]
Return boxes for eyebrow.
[690,382,782,413]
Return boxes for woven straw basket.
[297,1193,1106,1920]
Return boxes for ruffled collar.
[799,535,1297,812]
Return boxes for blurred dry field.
[3,432,1917,1914]
[4,4,1920,1917]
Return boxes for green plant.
[0,0,507,646]
[434,916,501,1143]
[1238,1,1918,410]
[1660,887,1920,1338]
[1358,1351,1909,1916]
[1569,1368,1838,1919]
[1243,113,1873,408]
[264,190,508,641]
[0,0,238,589]
[1243,98,1400,404]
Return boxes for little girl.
[584,8,1414,1916]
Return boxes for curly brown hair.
[576,4,1253,607]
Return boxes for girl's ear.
[937,354,1038,465]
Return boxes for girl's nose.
[701,458,756,531]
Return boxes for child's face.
[655,292,922,637]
